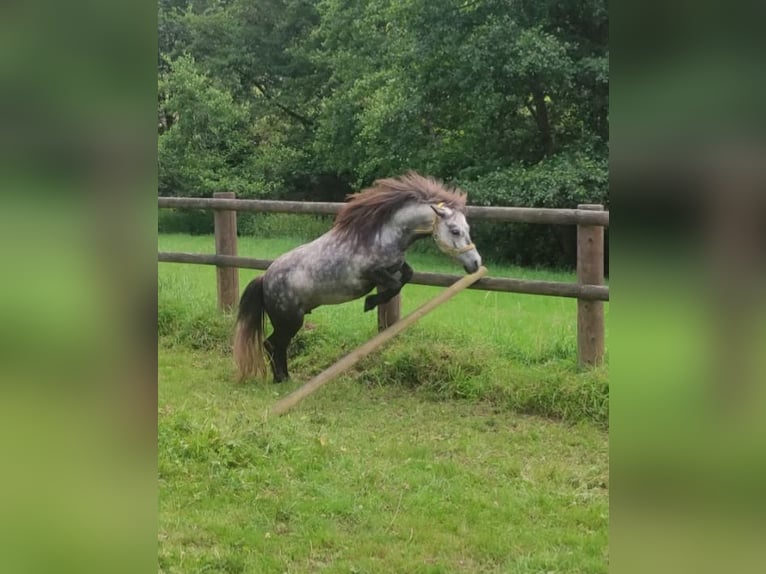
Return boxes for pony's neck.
[379,202,435,251]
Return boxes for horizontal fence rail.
[158,196,610,227]
[158,194,609,366]
[158,251,609,301]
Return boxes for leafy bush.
[158,210,332,239]
[461,151,608,208]
[237,213,332,240]
[158,55,260,198]
[459,151,608,267]
[158,208,214,235]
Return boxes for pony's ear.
[430,202,452,218]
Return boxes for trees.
[158,55,257,196]
[158,0,608,265]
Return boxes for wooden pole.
[377,292,401,331]
[577,204,605,367]
[269,266,489,417]
[159,196,610,226]
[213,192,239,312]
[158,252,609,301]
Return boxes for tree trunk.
[531,86,554,157]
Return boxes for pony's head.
[430,203,482,273]
[334,172,483,273]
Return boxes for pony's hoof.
[364,296,378,312]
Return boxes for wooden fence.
[158,193,609,366]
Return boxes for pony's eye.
[450,228,461,237]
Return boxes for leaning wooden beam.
[268,266,489,417]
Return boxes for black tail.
[233,277,268,381]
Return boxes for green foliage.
[462,151,608,208]
[457,151,608,266]
[158,0,609,266]
[157,208,214,234]
[237,213,332,239]
[158,55,259,197]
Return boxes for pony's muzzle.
[464,260,480,274]
[461,250,482,274]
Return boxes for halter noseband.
[413,203,476,257]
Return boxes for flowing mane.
[333,172,467,245]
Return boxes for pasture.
[158,230,609,573]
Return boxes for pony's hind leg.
[264,308,304,382]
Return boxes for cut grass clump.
[157,305,607,426]
[159,271,235,352]
[157,309,608,426]
[354,336,609,427]
[356,339,487,397]
[489,363,609,428]
[159,303,234,353]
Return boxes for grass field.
[158,231,609,573]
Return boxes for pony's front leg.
[363,262,413,312]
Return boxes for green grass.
[159,233,609,425]
[159,347,608,573]
[158,232,609,572]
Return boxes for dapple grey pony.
[233,172,482,382]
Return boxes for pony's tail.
[233,277,268,382]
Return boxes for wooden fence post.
[577,204,605,367]
[213,192,239,312]
[377,292,401,331]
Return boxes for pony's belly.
[313,287,369,306]
[307,280,372,307]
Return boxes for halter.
[413,203,476,257]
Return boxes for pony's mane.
[333,172,467,245]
